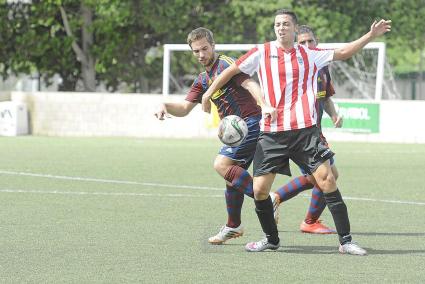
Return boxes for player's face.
[297,32,317,48]
[191,37,215,68]
[274,14,296,43]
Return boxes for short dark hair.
[275,9,298,24]
[187,27,214,47]
[298,25,316,38]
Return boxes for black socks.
[324,189,352,244]
[254,196,279,245]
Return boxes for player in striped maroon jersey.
[201,9,391,255]
[155,27,276,245]
[273,25,343,234]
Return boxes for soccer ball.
[218,115,248,147]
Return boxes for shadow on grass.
[202,242,425,255]
[282,245,425,255]
[200,227,425,254]
[201,240,425,255]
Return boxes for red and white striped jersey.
[236,41,334,132]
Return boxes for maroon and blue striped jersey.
[185,54,261,119]
[315,65,335,128]
[315,65,335,146]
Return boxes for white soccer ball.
[218,115,248,147]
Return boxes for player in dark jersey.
[154,27,276,244]
[272,25,344,234]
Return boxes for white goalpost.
[162,42,387,100]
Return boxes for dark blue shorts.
[218,115,261,169]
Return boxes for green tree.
[386,0,425,73]
[1,0,423,93]
[0,1,82,90]
[292,0,425,74]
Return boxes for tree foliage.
[1,0,84,90]
[292,0,425,73]
[0,0,423,92]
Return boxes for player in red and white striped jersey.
[236,35,332,132]
[273,25,343,234]
[201,9,391,255]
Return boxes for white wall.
[0,92,11,102]
[8,91,425,143]
[10,92,215,138]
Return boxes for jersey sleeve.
[219,56,251,86]
[236,46,260,76]
[232,72,251,86]
[185,75,204,104]
[309,47,334,70]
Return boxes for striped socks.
[225,185,244,228]
[304,186,327,224]
[224,165,254,198]
[274,175,313,202]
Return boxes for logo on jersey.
[208,78,225,99]
[316,91,326,99]
[297,57,304,65]
[269,55,280,59]
[211,89,225,99]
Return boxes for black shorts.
[253,126,334,177]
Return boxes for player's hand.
[154,104,170,120]
[370,19,391,38]
[201,95,212,113]
[262,105,277,123]
[332,115,343,128]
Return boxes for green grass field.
[1,137,424,283]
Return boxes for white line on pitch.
[0,169,222,191]
[339,196,425,206]
[0,189,222,198]
[1,169,424,206]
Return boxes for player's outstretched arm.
[323,97,343,128]
[154,103,169,120]
[201,63,241,113]
[333,19,391,61]
[242,78,276,122]
[154,101,197,120]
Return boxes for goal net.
[162,42,399,100]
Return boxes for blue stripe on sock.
[308,187,326,214]
[234,170,253,196]
[293,177,302,189]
